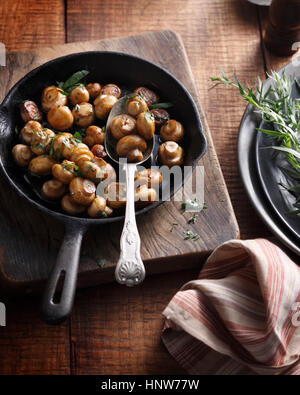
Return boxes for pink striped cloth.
[162,239,300,375]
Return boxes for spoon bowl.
[105,95,154,165]
[104,95,155,287]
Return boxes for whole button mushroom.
[136,111,155,140]
[61,194,86,215]
[70,143,94,165]
[87,196,113,218]
[68,86,90,105]
[31,128,55,155]
[69,177,96,206]
[86,83,102,99]
[82,125,105,147]
[101,83,122,99]
[78,160,106,182]
[41,86,67,112]
[42,179,66,200]
[158,141,184,167]
[52,160,76,184]
[52,132,75,160]
[116,134,147,162]
[126,96,148,117]
[29,155,57,176]
[110,114,137,140]
[93,158,116,183]
[160,120,184,142]
[94,94,118,119]
[47,105,74,131]
[12,144,33,167]
[91,144,107,159]
[21,121,43,145]
[133,87,159,105]
[72,102,95,128]
[20,100,42,123]
[150,108,170,130]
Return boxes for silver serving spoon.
[104,96,154,287]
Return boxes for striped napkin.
[162,239,300,375]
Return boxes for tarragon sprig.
[210,69,300,214]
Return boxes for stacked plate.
[238,60,300,256]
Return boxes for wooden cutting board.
[0,30,239,294]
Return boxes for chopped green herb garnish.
[97,210,108,218]
[182,198,201,211]
[14,126,19,135]
[74,166,83,177]
[122,93,138,107]
[183,230,200,241]
[58,89,69,96]
[48,136,55,157]
[54,148,62,160]
[73,131,82,142]
[97,259,106,268]
[188,213,198,224]
[32,142,45,152]
[169,222,178,232]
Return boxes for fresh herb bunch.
[56,70,89,96]
[210,70,300,214]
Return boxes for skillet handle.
[41,223,87,324]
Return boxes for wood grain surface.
[0,0,295,375]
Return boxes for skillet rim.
[0,50,207,225]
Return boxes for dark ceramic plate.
[0,51,207,323]
[256,121,300,241]
[238,60,300,256]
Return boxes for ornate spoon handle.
[115,163,146,287]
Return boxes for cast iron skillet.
[0,51,207,324]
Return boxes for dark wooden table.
[0,0,293,374]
